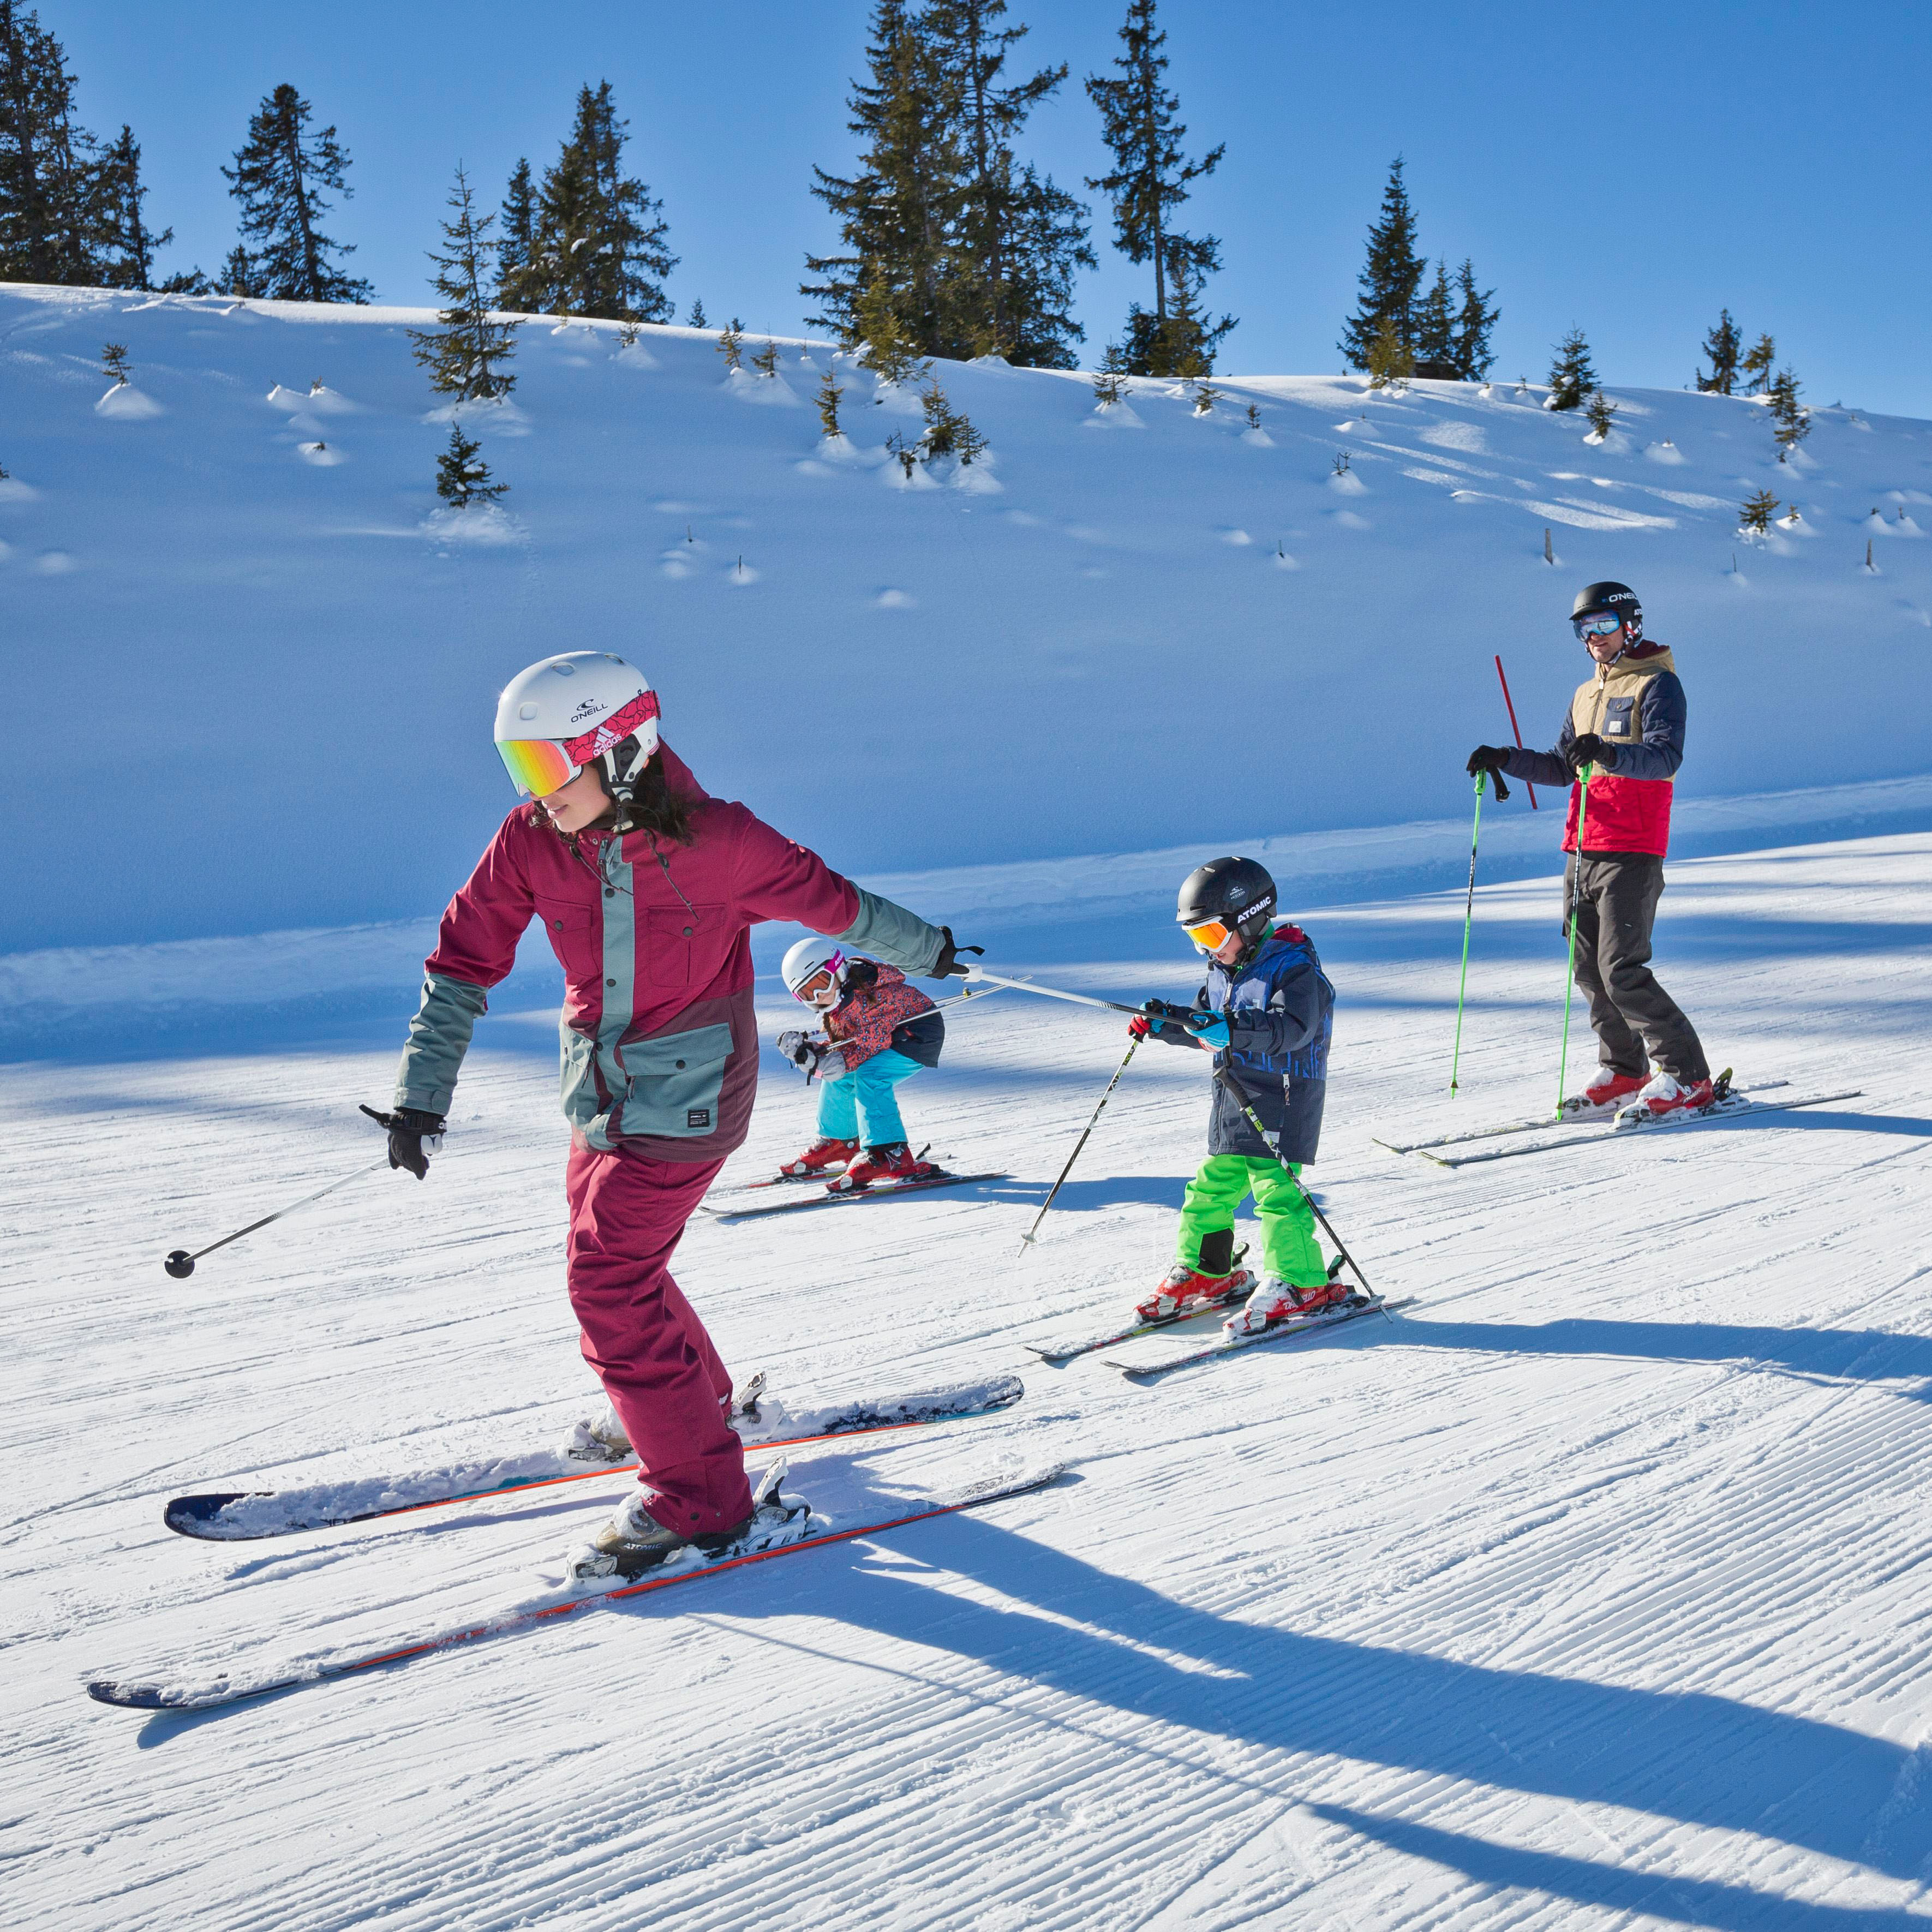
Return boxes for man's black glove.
[359,1104,445,1180]
[930,926,984,979]
[1568,733,1616,774]
[1466,745,1509,777]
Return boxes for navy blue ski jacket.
[1151,924,1333,1164]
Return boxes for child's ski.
[1415,1086,1863,1169]
[163,1374,1025,1542]
[704,1171,1007,1221]
[90,1462,1070,1712]
[1024,1253,1257,1364]
[1107,1296,1408,1380]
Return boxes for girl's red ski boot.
[828,1143,938,1193]
[780,1136,858,1177]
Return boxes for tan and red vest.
[1562,644,1678,857]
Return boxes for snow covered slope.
[3,281,1929,955]
[5,832,1931,1927]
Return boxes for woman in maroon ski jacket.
[368,651,975,1569]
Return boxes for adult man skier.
[1467,581,1713,1117]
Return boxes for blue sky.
[46,1,1932,415]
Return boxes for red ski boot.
[1622,1072,1716,1121]
[1133,1259,1255,1325]
[1560,1067,1647,1116]
[779,1136,858,1178]
[1223,1275,1351,1338]
[828,1143,938,1193]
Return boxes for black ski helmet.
[1571,580,1643,644]
[1176,857,1278,951]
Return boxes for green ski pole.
[1556,767,1593,1114]
[1449,765,1506,1094]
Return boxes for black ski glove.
[359,1104,445,1180]
[930,926,984,979]
[1466,745,1510,777]
[1568,733,1617,774]
[1129,998,1199,1048]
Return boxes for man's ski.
[90,1461,1070,1712]
[704,1171,1007,1221]
[1415,1087,1863,1169]
[163,1374,1025,1542]
[1374,1076,1791,1156]
[1107,1296,1409,1380]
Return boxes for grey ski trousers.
[1563,851,1709,1082]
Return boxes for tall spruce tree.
[409,165,518,400]
[804,1,969,359]
[1697,308,1741,394]
[495,158,535,303]
[1451,259,1499,379]
[924,0,1093,368]
[223,85,370,302]
[500,83,675,321]
[1339,158,1424,370]
[1085,0,1231,376]
[0,1,103,284]
[91,125,170,288]
[1547,327,1598,410]
[1740,331,1775,395]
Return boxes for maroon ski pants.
[564,1141,752,1536]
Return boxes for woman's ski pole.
[1018,1038,1138,1258]
[163,1155,396,1278]
[963,966,1146,1017]
[1555,768,1593,1114]
[1212,1064,1377,1303]
[1450,766,1505,1096]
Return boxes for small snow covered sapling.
[918,379,985,464]
[884,429,918,480]
[618,319,642,349]
[1740,487,1779,534]
[751,340,780,379]
[717,319,744,371]
[1365,318,1413,389]
[101,342,130,386]
[436,423,507,507]
[1332,451,1351,476]
[1547,328,1597,411]
[1191,379,1221,415]
[816,365,844,438]
[686,299,708,328]
[1585,391,1618,437]
[1769,367,1810,459]
[1093,367,1126,406]
[1741,332,1776,396]
[1245,402,1261,429]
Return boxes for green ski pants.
[1179,1154,1326,1288]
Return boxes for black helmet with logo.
[1176,857,1278,954]
[1571,580,1643,644]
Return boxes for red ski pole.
[1494,654,1539,810]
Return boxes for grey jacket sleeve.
[1607,671,1686,781]
[1502,708,1578,789]
[834,888,946,977]
[395,973,492,1115]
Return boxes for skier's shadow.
[997,1175,1191,1213]
[710,1506,1932,1925]
[1389,1314,1932,1401]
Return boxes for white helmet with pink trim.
[781,936,847,1004]
[493,651,661,800]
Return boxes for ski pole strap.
[1212,1063,1373,1299]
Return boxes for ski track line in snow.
[4,835,1932,1927]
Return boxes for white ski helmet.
[781,936,847,1003]
[493,651,661,800]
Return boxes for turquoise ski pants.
[816,1048,923,1146]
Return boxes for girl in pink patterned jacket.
[775,940,945,1192]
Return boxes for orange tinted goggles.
[1182,918,1233,952]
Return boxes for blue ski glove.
[1132,999,1197,1047]
[1184,1009,1231,1050]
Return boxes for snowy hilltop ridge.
[3,280,1929,955]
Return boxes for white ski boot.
[564,1460,809,1584]
[1223,1275,1351,1338]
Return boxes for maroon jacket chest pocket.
[643,904,726,988]
[534,894,600,980]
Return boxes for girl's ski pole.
[1556,768,1593,1114]
[1212,1064,1376,1303]
[1494,654,1539,810]
[1450,767,1505,1095]
[1018,1038,1138,1258]
[164,1155,395,1278]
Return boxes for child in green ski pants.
[1128,856,1342,1337]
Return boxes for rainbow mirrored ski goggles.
[495,690,660,797]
